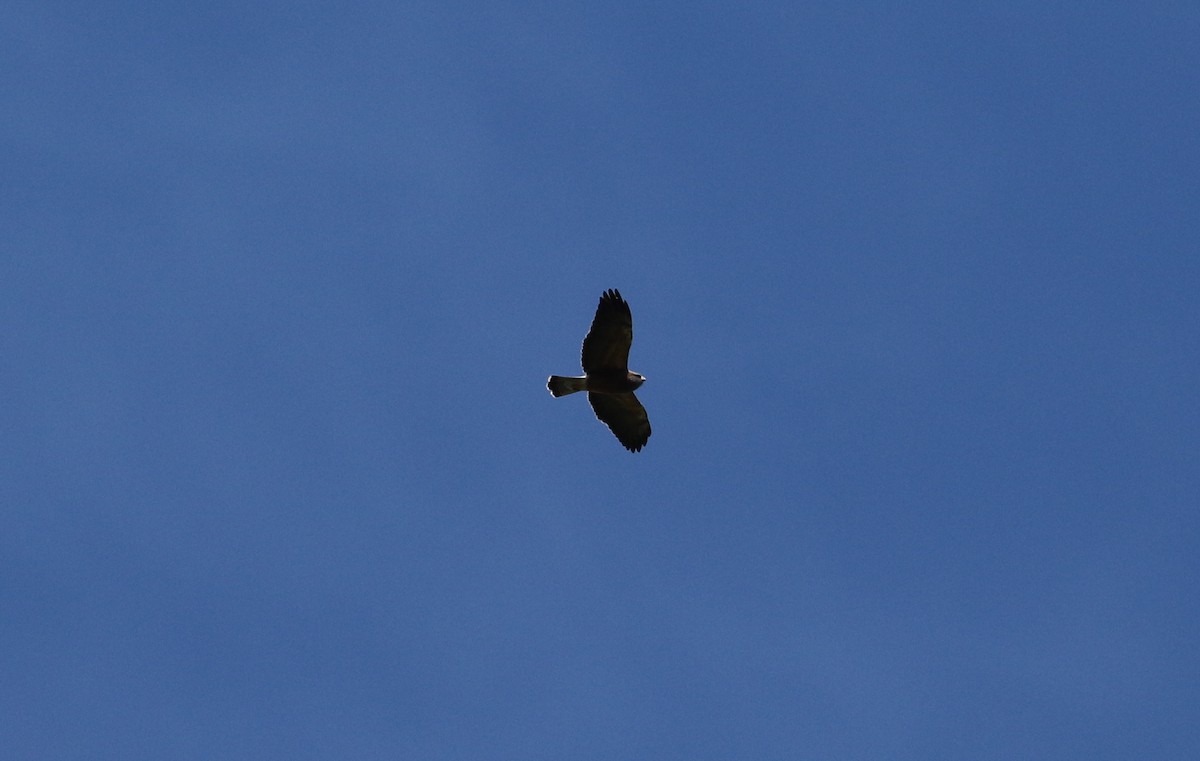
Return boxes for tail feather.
[547,375,587,397]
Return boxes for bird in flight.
[547,289,651,452]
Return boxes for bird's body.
[546,369,644,396]
[547,289,651,452]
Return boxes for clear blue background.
[3,3,1197,759]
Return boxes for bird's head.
[627,372,646,389]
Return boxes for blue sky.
[3,2,1198,759]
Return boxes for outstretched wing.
[581,289,632,373]
[588,392,651,452]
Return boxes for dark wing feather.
[580,289,632,373]
[588,392,651,452]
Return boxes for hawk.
[547,289,651,452]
